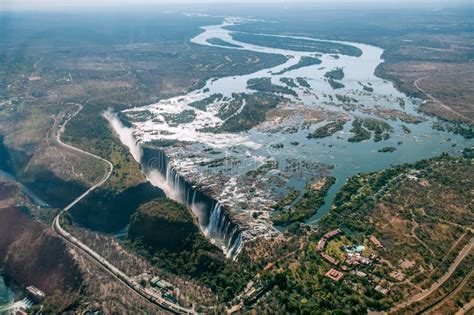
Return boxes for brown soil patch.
[400,259,416,270]
[381,61,474,125]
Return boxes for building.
[352,270,367,278]
[317,228,342,253]
[150,276,160,286]
[323,229,342,240]
[346,253,372,266]
[325,269,344,282]
[150,277,173,290]
[375,285,389,295]
[389,270,406,281]
[370,235,384,248]
[321,253,339,265]
[162,291,178,303]
[26,286,46,303]
[317,239,326,252]
[372,276,382,284]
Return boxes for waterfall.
[201,201,243,258]
[141,148,243,259]
[142,148,243,259]
[102,110,142,162]
[104,111,243,259]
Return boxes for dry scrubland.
[319,150,473,314]
[233,150,473,313]
[0,8,473,313]
[381,61,474,125]
[0,179,82,312]
[67,225,219,310]
[375,31,474,126]
[0,13,288,310]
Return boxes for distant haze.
[2,0,472,11]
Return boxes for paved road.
[413,73,473,124]
[389,237,474,313]
[51,104,196,314]
[54,104,113,212]
[455,299,474,315]
[423,269,473,314]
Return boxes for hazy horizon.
[2,0,472,12]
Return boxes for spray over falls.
[103,16,473,262]
[104,111,243,259]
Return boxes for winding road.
[414,73,473,124]
[51,103,196,314]
[389,237,474,313]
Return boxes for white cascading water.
[102,110,142,162]
[104,111,243,259]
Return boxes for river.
[0,169,50,208]
[109,15,473,251]
[0,171,50,311]
[0,276,14,309]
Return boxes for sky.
[2,0,471,11]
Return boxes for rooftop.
[325,268,344,282]
[369,235,384,248]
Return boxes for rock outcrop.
[128,198,226,277]
[0,183,83,310]
[128,198,201,252]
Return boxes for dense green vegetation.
[296,77,311,88]
[251,151,474,314]
[246,160,278,179]
[129,198,202,251]
[348,118,393,142]
[279,78,297,88]
[232,32,362,56]
[247,77,297,96]
[363,85,374,92]
[314,149,473,314]
[206,38,242,48]
[189,93,224,111]
[127,198,253,302]
[307,120,346,139]
[324,68,345,81]
[145,139,180,148]
[3,7,474,312]
[320,150,473,236]
[335,94,358,104]
[348,118,371,142]
[227,5,474,127]
[273,176,336,225]
[271,189,300,211]
[122,110,154,123]
[378,146,396,153]
[162,109,196,125]
[327,79,345,90]
[273,56,322,75]
[433,122,474,139]
[70,183,165,233]
[259,260,390,313]
[1,11,288,201]
[359,82,374,92]
[324,68,346,90]
[116,112,134,128]
[203,92,283,133]
[0,135,15,175]
[216,93,246,119]
[227,6,473,64]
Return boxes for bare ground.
[380,61,474,125]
